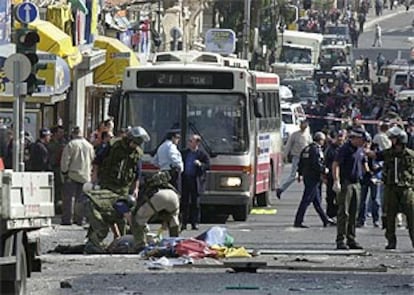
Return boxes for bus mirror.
[108,88,122,117]
[254,97,264,118]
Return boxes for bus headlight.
[220,176,242,187]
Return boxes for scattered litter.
[250,208,277,215]
[145,256,193,270]
[60,280,72,288]
[196,226,234,247]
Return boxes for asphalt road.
[26,164,414,295]
[353,6,413,61]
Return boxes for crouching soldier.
[83,187,134,253]
[83,126,150,253]
[131,171,181,251]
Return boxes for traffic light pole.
[12,60,26,172]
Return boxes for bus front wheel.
[232,205,249,221]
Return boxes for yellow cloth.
[90,0,98,36]
[250,208,277,215]
[93,36,139,85]
[210,245,251,258]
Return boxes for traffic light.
[15,28,45,94]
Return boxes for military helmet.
[128,126,150,145]
[387,126,408,144]
[313,131,326,142]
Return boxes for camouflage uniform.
[380,148,414,248]
[132,172,180,249]
[84,137,142,251]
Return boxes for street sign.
[15,2,39,24]
[4,53,32,82]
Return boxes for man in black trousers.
[180,134,210,230]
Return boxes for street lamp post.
[242,0,251,60]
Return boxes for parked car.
[281,102,307,144]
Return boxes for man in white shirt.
[153,129,184,189]
[61,127,95,225]
[277,120,313,199]
[373,121,391,151]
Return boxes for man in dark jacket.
[28,128,52,171]
[180,134,210,230]
[294,132,334,228]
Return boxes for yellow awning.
[22,20,82,68]
[93,36,139,85]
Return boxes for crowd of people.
[278,114,414,250]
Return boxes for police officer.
[83,126,149,253]
[366,126,414,249]
[294,132,334,228]
[332,127,367,250]
[131,171,181,250]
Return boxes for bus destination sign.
[137,71,233,89]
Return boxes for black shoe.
[276,189,282,199]
[385,240,396,250]
[324,218,336,227]
[336,242,349,250]
[60,222,72,226]
[356,222,364,228]
[180,224,187,231]
[294,224,309,228]
[191,224,199,230]
[347,242,363,249]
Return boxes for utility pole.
[242,0,251,60]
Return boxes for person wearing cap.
[277,119,312,199]
[60,127,95,226]
[27,128,52,172]
[294,132,335,228]
[83,126,150,253]
[153,129,184,189]
[332,127,367,250]
[365,126,414,250]
[324,130,346,220]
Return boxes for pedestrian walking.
[153,129,184,189]
[277,120,312,199]
[366,126,414,249]
[294,132,335,228]
[180,134,210,231]
[332,127,367,250]
[60,127,95,226]
[27,128,52,172]
[372,23,382,47]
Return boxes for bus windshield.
[125,92,248,154]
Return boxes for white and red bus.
[109,51,283,221]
